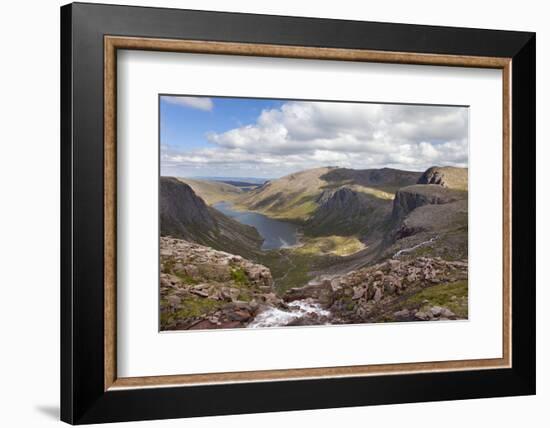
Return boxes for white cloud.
[163,96,213,111]
[162,101,468,177]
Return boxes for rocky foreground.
[161,236,468,330]
[160,237,284,330]
[287,256,468,325]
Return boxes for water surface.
[214,201,300,250]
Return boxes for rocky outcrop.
[160,237,284,330]
[160,177,263,258]
[391,184,464,222]
[417,166,468,191]
[305,186,392,238]
[284,278,335,308]
[284,257,468,324]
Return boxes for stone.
[383,282,396,295]
[188,320,217,330]
[366,283,376,300]
[229,288,241,301]
[373,287,383,302]
[190,289,209,298]
[430,306,443,317]
[228,310,251,322]
[440,308,456,318]
[414,311,431,321]
[373,270,384,279]
[406,272,418,282]
[393,309,410,319]
[330,278,343,292]
[352,287,365,300]
[261,292,282,306]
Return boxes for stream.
[247,299,332,328]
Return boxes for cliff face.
[160,177,215,237]
[160,177,263,257]
[305,186,391,237]
[391,184,464,222]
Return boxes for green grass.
[258,250,316,294]
[162,256,200,284]
[174,272,198,284]
[295,236,365,256]
[353,186,395,200]
[161,295,225,326]
[235,192,319,222]
[403,280,468,318]
[230,267,249,285]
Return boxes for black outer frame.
[60,2,535,424]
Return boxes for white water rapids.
[247,299,331,328]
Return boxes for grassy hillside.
[236,166,420,223]
[176,177,243,205]
[236,167,333,221]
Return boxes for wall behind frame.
[0,1,545,427]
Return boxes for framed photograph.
[61,2,535,424]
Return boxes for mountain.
[175,177,243,205]
[160,177,263,257]
[237,167,333,221]
[237,166,420,222]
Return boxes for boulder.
[393,309,410,319]
[414,311,432,321]
[352,287,365,300]
[373,287,383,302]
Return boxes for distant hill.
[160,177,263,258]
[175,177,243,205]
[236,166,421,223]
[237,167,333,221]
[216,180,261,190]
[320,167,423,193]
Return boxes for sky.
[160,95,468,179]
